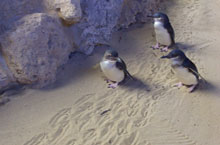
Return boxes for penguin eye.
[170,53,177,58]
[171,54,176,57]
[159,17,163,20]
[155,17,162,21]
[174,55,179,58]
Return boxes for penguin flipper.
[116,58,133,80]
[188,67,207,83]
[182,58,199,80]
[183,61,207,83]
[164,22,175,45]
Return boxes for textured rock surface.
[45,0,82,24]
[0,0,160,55]
[118,0,161,28]
[77,0,161,54]
[0,0,44,35]
[0,47,16,93]
[76,0,123,54]
[0,13,72,87]
[0,0,161,90]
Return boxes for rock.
[77,0,123,54]
[0,0,160,55]
[45,0,82,24]
[118,0,161,28]
[77,0,161,54]
[0,44,17,93]
[0,13,72,87]
[0,0,161,90]
[0,55,17,93]
[0,0,44,35]
[0,68,14,92]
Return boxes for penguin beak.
[147,15,154,18]
[160,55,170,59]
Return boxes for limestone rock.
[45,0,82,24]
[0,51,16,93]
[118,0,161,28]
[77,0,161,54]
[0,0,44,35]
[0,0,160,55]
[0,13,72,87]
[0,0,161,90]
[77,0,123,54]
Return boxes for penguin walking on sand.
[100,50,133,89]
[148,12,175,52]
[161,49,201,92]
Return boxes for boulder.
[118,0,161,28]
[0,0,161,90]
[0,13,72,87]
[0,0,160,55]
[45,0,82,24]
[0,0,44,35]
[77,0,161,54]
[0,46,16,93]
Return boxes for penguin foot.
[188,84,197,93]
[104,78,110,83]
[161,46,169,52]
[151,43,160,49]
[173,82,183,88]
[108,83,118,89]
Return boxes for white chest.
[154,21,171,46]
[172,66,198,85]
[100,60,124,82]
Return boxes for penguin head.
[104,49,119,60]
[148,12,170,24]
[161,49,186,61]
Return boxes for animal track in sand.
[74,93,96,106]
[49,107,71,128]
[145,122,198,145]
[119,131,140,145]
[65,139,77,145]
[23,133,47,145]
[47,120,71,144]
[23,85,158,145]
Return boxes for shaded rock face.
[0,47,16,93]
[0,13,72,87]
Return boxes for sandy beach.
[1,0,220,145]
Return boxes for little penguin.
[161,49,200,92]
[148,12,175,52]
[100,50,133,89]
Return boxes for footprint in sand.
[23,133,47,145]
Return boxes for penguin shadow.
[120,76,150,92]
[175,42,196,51]
[196,79,218,94]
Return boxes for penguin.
[100,50,133,88]
[148,12,175,52]
[161,49,200,92]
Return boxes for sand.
[1,0,220,145]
